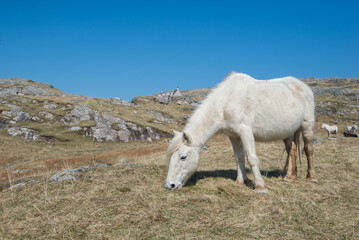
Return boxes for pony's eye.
[180,155,187,160]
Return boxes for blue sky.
[1,0,358,101]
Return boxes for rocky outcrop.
[90,113,170,142]
[312,87,351,97]
[7,127,41,141]
[146,110,176,123]
[13,112,30,122]
[49,164,111,182]
[109,97,131,106]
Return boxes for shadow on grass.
[187,168,284,188]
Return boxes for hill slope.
[0,76,359,239]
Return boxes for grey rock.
[49,164,111,182]
[39,111,54,120]
[0,118,13,129]
[312,87,350,97]
[8,127,41,141]
[7,180,35,191]
[1,111,12,117]
[6,104,22,116]
[0,87,22,97]
[60,114,79,125]
[30,116,43,122]
[43,103,57,109]
[146,110,176,123]
[13,112,30,122]
[69,126,81,131]
[313,138,324,145]
[0,77,30,86]
[71,104,94,121]
[22,85,57,96]
[110,97,131,106]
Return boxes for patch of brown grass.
[1,127,358,239]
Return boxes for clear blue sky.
[1,0,358,101]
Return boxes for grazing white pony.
[347,123,357,134]
[321,123,338,137]
[165,72,317,193]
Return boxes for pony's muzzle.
[165,182,182,190]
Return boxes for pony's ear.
[172,129,180,136]
[182,132,192,145]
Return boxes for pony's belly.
[252,115,304,142]
[253,128,297,142]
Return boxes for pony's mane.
[185,72,251,132]
[165,134,184,167]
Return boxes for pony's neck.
[184,98,222,147]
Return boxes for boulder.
[110,97,131,106]
[49,164,111,182]
[43,103,57,109]
[146,110,176,123]
[8,127,41,141]
[71,102,94,121]
[22,85,57,96]
[39,111,55,120]
[13,112,30,122]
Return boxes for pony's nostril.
[170,184,176,189]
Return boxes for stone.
[39,111,54,120]
[146,110,176,123]
[0,87,22,97]
[110,97,131,106]
[71,103,94,121]
[69,126,81,131]
[7,180,35,191]
[43,103,57,109]
[30,116,43,122]
[22,85,57,96]
[8,127,41,141]
[13,112,30,122]
[49,164,111,182]
[0,118,12,129]
[312,87,350,97]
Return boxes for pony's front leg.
[235,125,268,193]
[229,137,247,185]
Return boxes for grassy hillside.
[0,76,359,239]
[1,130,358,239]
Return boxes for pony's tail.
[297,131,302,176]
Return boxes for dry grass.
[1,79,358,239]
[1,127,358,239]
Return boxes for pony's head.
[165,130,201,190]
[321,123,325,128]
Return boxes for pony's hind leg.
[282,136,297,182]
[283,130,300,182]
[229,137,247,185]
[302,128,318,182]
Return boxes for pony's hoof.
[235,179,247,186]
[308,178,318,183]
[254,185,268,194]
[283,175,296,182]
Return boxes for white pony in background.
[321,123,338,137]
[165,72,317,193]
[347,123,357,134]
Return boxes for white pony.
[321,123,338,137]
[165,72,317,193]
[347,123,357,134]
